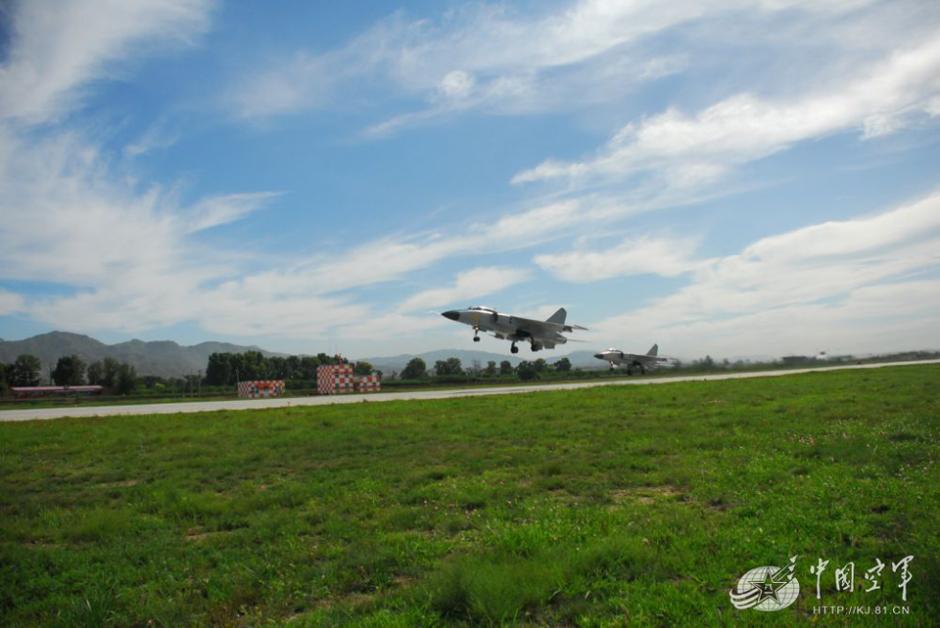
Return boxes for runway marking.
[2,359,937,422]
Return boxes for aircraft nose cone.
[441,310,460,321]
[594,353,604,360]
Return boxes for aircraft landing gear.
[473,327,481,342]
[510,343,519,354]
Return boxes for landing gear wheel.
[473,335,480,342]
[510,343,519,354]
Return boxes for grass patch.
[1,365,938,625]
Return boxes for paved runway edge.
[2,359,938,422]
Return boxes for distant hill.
[563,350,609,369]
[0,332,277,379]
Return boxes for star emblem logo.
[730,557,800,611]
[750,567,790,604]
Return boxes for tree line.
[0,350,379,397]
[204,351,376,386]
[0,354,137,394]
[400,356,572,381]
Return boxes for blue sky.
[1,0,938,359]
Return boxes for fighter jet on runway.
[594,344,670,374]
[441,306,587,354]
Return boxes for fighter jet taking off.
[441,306,587,354]
[594,344,670,374]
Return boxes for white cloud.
[535,235,703,282]
[590,191,940,356]
[228,0,899,136]
[335,312,450,343]
[438,70,476,101]
[0,1,373,342]
[0,0,577,345]
[0,131,181,285]
[400,267,531,312]
[229,52,340,119]
[740,193,940,262]
[227,199,583,302]
[186,192,282,233]
[228,0,740,126]
[0,289,24,316]
[17,194,584,340]
[513,35,940,185]
[0,110,578,341]
[0,0,213,124]
[0,128,283,332]
[0,128,282,282]
[124,120,181,157]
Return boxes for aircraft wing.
[508,315,556,335]
[510,315,588,335]
[509,317,566,339]
[624,353,671,364]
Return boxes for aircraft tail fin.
[546,308,567,325]
[647,344,658,356]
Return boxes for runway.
[2,359,937,422]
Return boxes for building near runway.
[11,385,104,399]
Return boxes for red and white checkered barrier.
[317,364,354,395]
[316,364,381,394]
[237,380,285,399]
[355,374,381,393]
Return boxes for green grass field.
[1,365,938,626]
